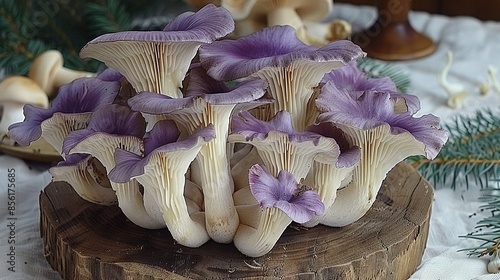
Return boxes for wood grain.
[40,161,432,279]
[351,0,436,61]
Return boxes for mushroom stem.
[234,206,292,257]
[266,6,303,32]
[198,105,239,243]
[67,135,165,229]
[323,124,425,227]
[136,152,210,247]
[438,50,469,109]
[301,161,354,227]
[488,65,500,94]
[113,181,165,229]
[0,103,26,134]
[169,100,240,243]
[254,60,345,131]
[52,67,95,92]
[194,144,238,243]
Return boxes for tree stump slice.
[40,162,433,280]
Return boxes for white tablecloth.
[1,3,500,279]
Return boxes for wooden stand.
[352,0,436,60]
[40,162,432,279]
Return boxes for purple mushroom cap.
[249,164,325,224]
[62,104,146,155]
[316,81,448,159]
[231,110,325,145]
[199,25,364,81]
[83,4,234,46]
[108,121,215,183]
[128,67,268,114]
[8,78,120,146]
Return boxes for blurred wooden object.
[351,0,436,60]
[336,0,500,21]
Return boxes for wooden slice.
[40,162,432,279]
[0,136,61,163]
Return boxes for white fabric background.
[1,3,500,279]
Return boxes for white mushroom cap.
[0,76,49,134]
[184,0,221,9]
[0,76,49,107]
[252,0,332,21]
[28,50,94,97]
[221,0,257,20]
[226,0,333,42]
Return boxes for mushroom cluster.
[0,49,93,146]
[8,4,448,258]
[185,0,353,45]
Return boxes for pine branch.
[0,0,50,75]
[129,0,190,30]
[357,57,411,93]
[407,109,500,189]
[460,188,500,257]
[84,0,131,37]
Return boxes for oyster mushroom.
[228,110,341,180]
[63,104,166,229]
[7,77,120,154]
[28,50,94,97]
[49,153,117,205]
[306,61,399,125]
[234,164,324,257]
[220,0,333,45]
[301,121,360,228]
[199,25,364,130]
[128,66,269,243]
[108,121,216,247]
[229,110,340,256]
[0,76,49,136]
[315,82,448,226]
[80,4,234,98]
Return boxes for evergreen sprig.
[0,0,190,76]
[407,109,500,189]
[84,0,131,37]
[404,108,500,258]
[0,0,49,74]
[357,57,411,93]
[460,188,500,257]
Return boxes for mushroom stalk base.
[39,162,432,279]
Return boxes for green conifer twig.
[407,109,500,189]
[459,188,500,257]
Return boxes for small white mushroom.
[487,65,500,94]
[221,0,333,45]
[303,19,352,45]
[438,50,469,109]
[28,50,94,97]
[0,76,49,135]
[488,250,500,273]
